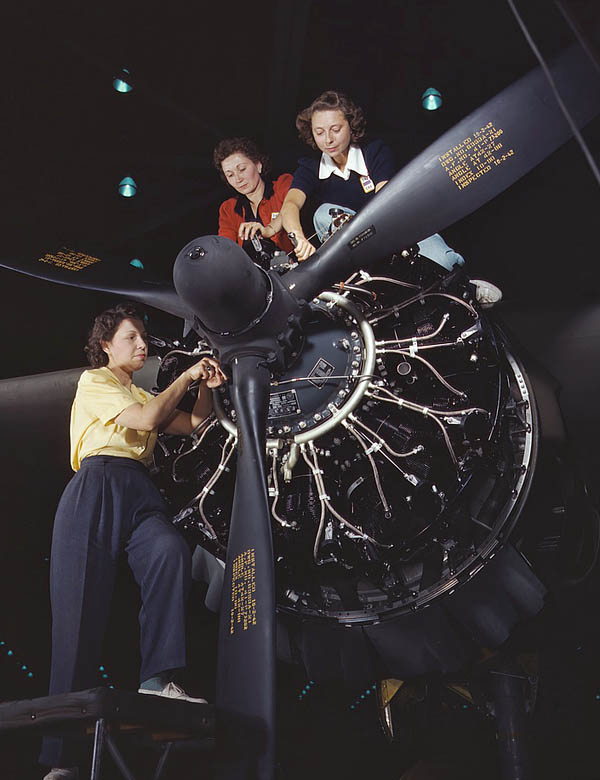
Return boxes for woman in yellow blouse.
[41,302,226,778]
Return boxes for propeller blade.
[216,355,275,780]
[287,44,600,302]
[0,248,192,320]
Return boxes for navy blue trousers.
[40,456,191,767]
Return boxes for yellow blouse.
[70,367,157,471]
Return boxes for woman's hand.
[161,358,227,435]
[293,235,316,262]
[238,222,264,242]
[186,357,227,388]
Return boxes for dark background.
[2,1,600,777]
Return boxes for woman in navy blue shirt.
[281,90,395,261]
[280,89,473,281]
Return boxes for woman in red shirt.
[213,137,294,253]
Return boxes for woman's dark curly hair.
[296,90,366,150]
[213,137,271,184]
[84,302,146,368]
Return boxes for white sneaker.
[43,769,79,780]
[138,681,207,704]
[471,278,503,307]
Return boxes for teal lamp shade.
[113,68,133,93]
[119,177,137,197]
[421,87,443,111]
[130,258,144,270]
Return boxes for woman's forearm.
[280,200,305,239]
[263,213,283,238]
[161,358,226,435]
[115,371,193,432]
[140,371,194,430]
[190,382,213,429]
[161,381,214,436]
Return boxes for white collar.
[318,144,369,181]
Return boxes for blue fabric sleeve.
[365,139,396,184]
[291,157,319,197]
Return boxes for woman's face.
[311,109,352,159]
[103,318,148,372]
[221,152,263,197]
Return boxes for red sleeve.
[272,173,293,208]
[218,198,241,244]
[263,174,294,253]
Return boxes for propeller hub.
[173,235,269,335]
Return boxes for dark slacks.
[40,455,191,767]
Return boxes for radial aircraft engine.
[158,242,542,682]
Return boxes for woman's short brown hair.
[84,302,146,368]
[296,90,366,150]
[213,137,271,183]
